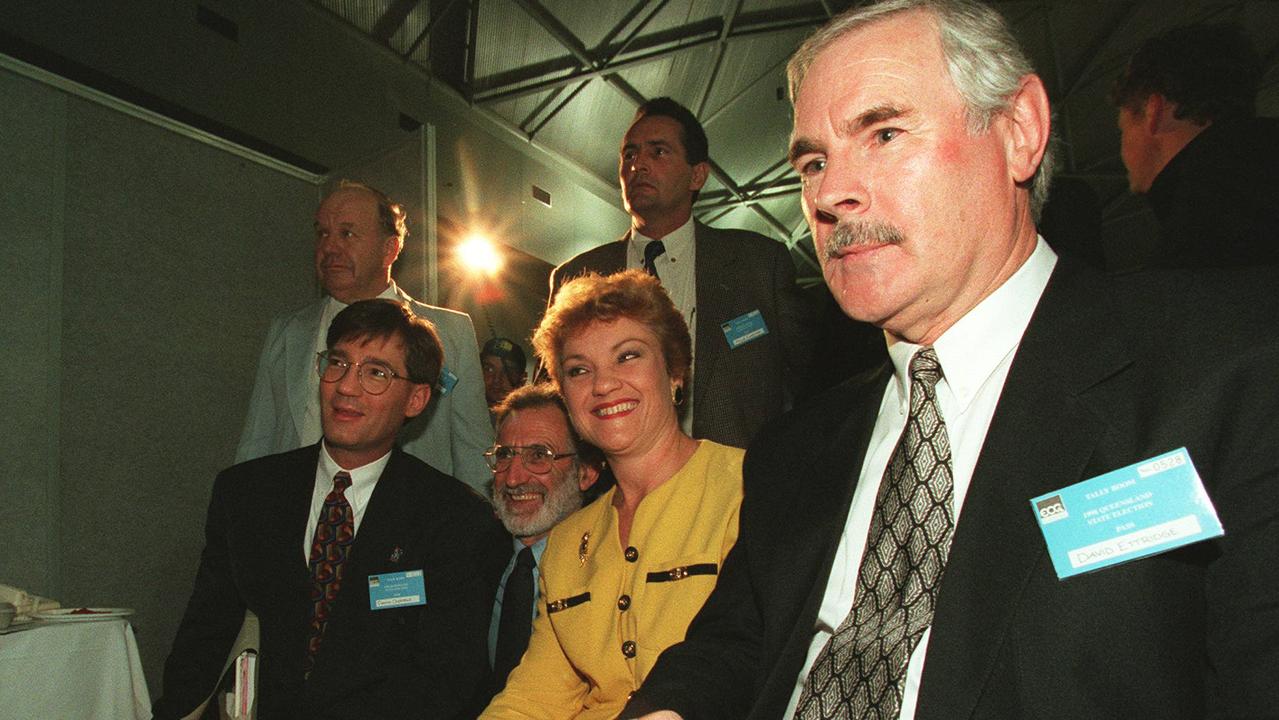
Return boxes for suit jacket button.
[624,546,639,562]
[621,640,636,658]
[617,594,631,611]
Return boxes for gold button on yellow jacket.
[481,441,744,720]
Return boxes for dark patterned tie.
[305,471,355,675]
[493,546,536,690]
[643,239,666,280]
[795,347,954,719]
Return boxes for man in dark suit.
[483,383,601,699]
[623,1,1279,719]
[154,299,508,719]
[1112,22,1279,269]
[549,97,813,449]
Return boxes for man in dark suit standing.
[549,97,814,449]
[623,1,1279,719]
[155,299,508,719]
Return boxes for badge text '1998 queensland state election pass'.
[1030,448,1223,580]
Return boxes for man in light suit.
[155,299,509,719]
[237,181,493,495]
[549,97,813,449]
[624,1,1279,718]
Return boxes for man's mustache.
[823,219,906,260]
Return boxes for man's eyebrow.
[788,137,822,165]
[847,104,910,132]
[622,139,673,152]
[787,105,909,163]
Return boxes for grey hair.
[787,0,1055,219]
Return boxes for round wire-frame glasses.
[315,351,410,395]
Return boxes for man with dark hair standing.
[156,299,508,720]
[483,383,601,696]
[238,181,493,495]
[624,1,1279,719]
[549,97,814,449]
[1112,23,1279,268]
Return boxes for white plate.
[32,608,134,623]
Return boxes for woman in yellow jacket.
[481,270,744,720]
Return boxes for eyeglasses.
[483,444,576,474]
[316,351,411,395]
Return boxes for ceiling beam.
[402,0,462,59]
[524,0,673,135]
[373,0,421,43]
[472,6,825,104]
[694,0,744,118]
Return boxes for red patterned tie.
[305,471,354,674]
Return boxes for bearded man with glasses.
[481,384,604,702]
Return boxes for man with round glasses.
[156,299,508,719]
[483,383,602,699]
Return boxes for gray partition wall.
[0,59,321,691]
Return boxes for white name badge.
[1029,448,1223,580]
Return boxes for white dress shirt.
[302,443,393,563]
[785,238,1058,718]
[628,218,698,436]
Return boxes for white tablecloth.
[0,618,151,720]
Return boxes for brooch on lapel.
[578,532,590,565]
[388,546,404,563]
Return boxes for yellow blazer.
[481,440,744,720]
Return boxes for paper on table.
[0,583,60,620]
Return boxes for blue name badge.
[367,570,426,610]
[721,310,769,350]
[437,367,459,397]
[1030,448,1223,580]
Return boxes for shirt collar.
[319,441,393,490]
[324,280,401,314]
[511,535,549,565]
[886,237,1057,411]
[631,216,695,262]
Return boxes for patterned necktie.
[795,347,954,719]
[305,471,355,674]
[493,546,537,690]
[643,239,666,280]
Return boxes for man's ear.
[405,384,432,419]
[382,234,402,269]
[1143,93,1177,135]
[1002,74,1051,187]
[689,161,709,192]
[577,462,600,492]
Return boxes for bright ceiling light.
[457,233,502,277]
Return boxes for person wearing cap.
[481,337,529,413]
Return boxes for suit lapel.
[691,223,731,408]
[285,301,324,444]
[917,259,1134,718]
[750,364,893,716]
[308,451,419,694]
